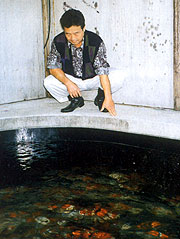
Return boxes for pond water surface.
[0,128,180,239]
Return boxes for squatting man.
[44,9,124,116]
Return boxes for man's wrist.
[103,91,112,99]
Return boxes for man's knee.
[44,75,54,89]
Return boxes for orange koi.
[9,212,17,218]
[61,204,71,209]
[48,205,58,210]
[79,208,94,216]
[96,208,108,217]
[92,232,112,238]
[137,221,161,230]
[151,221,161,228]
[72,230,81,236]
[147,230,169,238]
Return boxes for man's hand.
[49,68,81,98]
[99,74,117,117]
[101,98,117,116]
[66,81,81,98]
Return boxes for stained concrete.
[1,98,180,141]
[0,0,45,104]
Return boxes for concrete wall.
[0,0,45,104]
[50,0,173,108]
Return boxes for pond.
[0,128,180,239]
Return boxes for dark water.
[0,128,180,239]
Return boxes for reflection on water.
[0,128,180,238]
[16,128,35,170]
[16,128,35,142]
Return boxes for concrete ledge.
[1,98,180,141]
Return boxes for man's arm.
[93,41,116,116]
[49,68,81,98]
[47,41,81,98]
[99,74,117,116]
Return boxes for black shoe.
[61,96,84,113]
[94,88,108,112]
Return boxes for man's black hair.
[60,9,85,29]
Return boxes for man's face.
[64,25,85,48]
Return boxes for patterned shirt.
[47,37,110,77]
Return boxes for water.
[0,128,180,238]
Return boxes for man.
[44,9,124,116]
